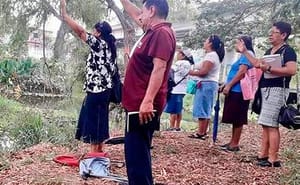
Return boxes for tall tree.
[184,0,300,49]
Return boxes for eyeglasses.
[269,30,281,35]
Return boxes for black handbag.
[251,88,262,114]
[109,65,122,104]
[278,104,300,130]
[277,78,300,130]
[251,73,263,114]
[102,44,122,104]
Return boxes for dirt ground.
[0,123,299,185]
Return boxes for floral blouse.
[84,33,115,93]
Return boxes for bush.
[7,113,43,150]
[0,95,78,152]
[0,58,37,84]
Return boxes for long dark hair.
[239,35,254,54]
[209,35,225,62]
[94,21,117,64]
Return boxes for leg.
[125,128,154,185]
[198,119,209,135]
[259,126,270,158]
[230,125,243,147]
[90,143,104,152]
[169,114,176,128]
[175,113,182,129]
[268,127,280,162]
[175,95,184,130]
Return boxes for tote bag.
[186,80,197,94]
[240,67,262,100]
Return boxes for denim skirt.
[75,90,111,144]
[193,81,218,119]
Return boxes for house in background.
[27,29,53,59]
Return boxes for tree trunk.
[53,22,70,61]
[105,0,141,66]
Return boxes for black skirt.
[75,90,111,144]
[221,91,250,126]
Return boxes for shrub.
[0,58,37,84]
[7,113,43,150]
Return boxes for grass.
[0,94,79,151]
[280,133,300,185]
[0,152,10,171]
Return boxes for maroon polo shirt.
[122,23,176,114]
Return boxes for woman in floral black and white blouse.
[61,0,117,153]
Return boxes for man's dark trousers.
[125,120,155,185]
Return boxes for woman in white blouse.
[188,35,225,140]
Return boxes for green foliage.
[185,0,300,49]
[0,58,37,84]
[7,113,43,150]
[67,0,107,29]
[0,95,78,152]
[0,153,10,171]
[167,0,197,23]
[45,121,78,149]
[0,96,22,127]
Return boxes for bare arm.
[188,61,214,77]
[236,40,261,68]
[60,0,86,41]
[242,51,261,68]
[262,61,297,76]
[120,0,142,27]
[139,58,167,124]
[237,40,297,76]
[223,64,248,96]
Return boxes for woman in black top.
[237,22,297,167]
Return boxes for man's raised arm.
[120,0,142,27]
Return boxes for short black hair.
[142,0,169,19]
[273,21,292,41]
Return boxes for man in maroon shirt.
[120,0,176,184]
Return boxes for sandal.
[226,145,240,152]
[220,144,240,152]
[256,160,281,167]
[104,136,125,145]
[188,133,208,140]
[257,156,269,162]
[220,143,230,149]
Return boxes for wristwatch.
[266,66,272,74]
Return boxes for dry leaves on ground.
[0,124,298,185]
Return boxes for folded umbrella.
[213,92,220,143]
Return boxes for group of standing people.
[60,0,297,184]
[165,21,297,170]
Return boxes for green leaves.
[186,0,300,49]
[0,58,37,84]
